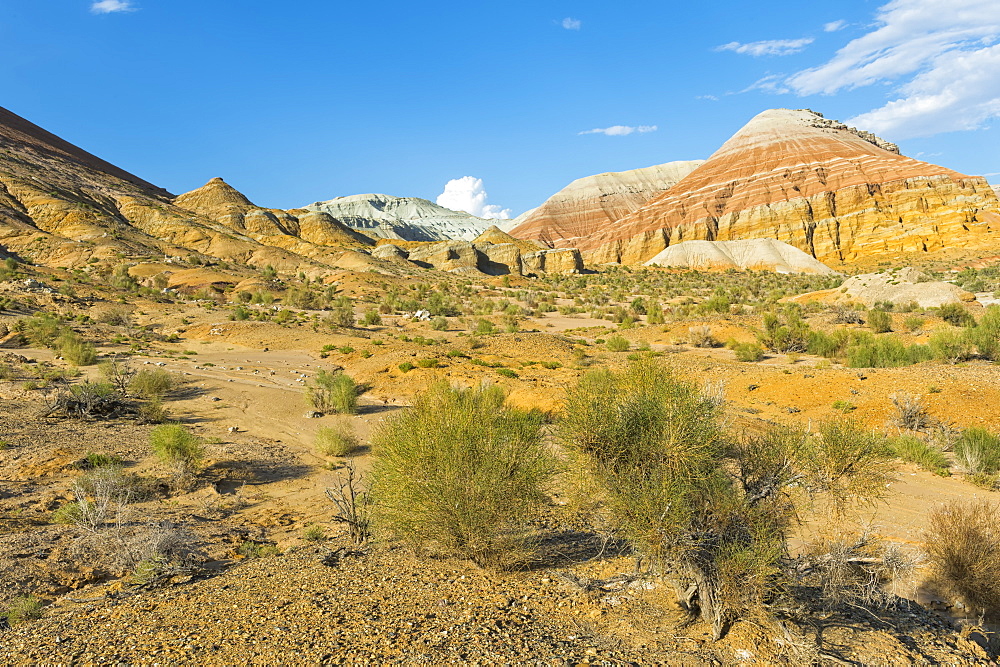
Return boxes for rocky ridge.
[304,193,498,243]
[512,109,1000,268]
[509,160,704,248]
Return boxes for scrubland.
[2,254,1000,663]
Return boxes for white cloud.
[90,0,135,13]
[436,176,512,219]
[561,17,581,30]
[697,94,720,101]
[824,20,847,32]
[717,37,814,57]
[578,125,658,136]
[781,0,1000,138]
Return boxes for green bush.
[398,361,415,373]
[58,332,97,366]
[925,500,1000,618]
[730,342,764,362]
[430,316,448,331]
[474,319,497,335]
[954,428,1000,475]
[306,370,358,414]
[605,334,629,352]
[867,309,892,333]
[846,334,932,368]
[937,303,975,328]
[370,383,553,568]
[149,424,204,475]
[928,329,974,364]
[757,306,809,353]
[495,367,518,378]
[361,308,382,327]
[561,364,897,639]
[315,419,360,457]
[129,368,176,398]
[966,305,1000,360]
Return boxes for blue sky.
[3,0,998,217]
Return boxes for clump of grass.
[306,369,358,415]
[729,341,764,362]
[886,436,950,476]
[954,427,1000,476]
[495,367,519,379]
[315,419,360,457]
[3,595,43,625]
[149,424,204,476]
[237,541,280,558]
[398,361,415,373]
[605,334,629,352]
[370,382,554,569]
[303,525,326,542]
[832,400,857,413]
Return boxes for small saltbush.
[315,419,360,457]
[731,342,764,362]
[3,595,43,625]
[306,370,358,414]
[937,303,975,328]
[928,329,974,364]
[129,368,176,398]
[59,332,97,366]
[867,309,892,333]
[149,424,204,476]
[605,334,629,352]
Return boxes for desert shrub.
[361,308,382,327]
[398,361,415,373]
[430,316,448,331]
[806,534,917,610]
[58,332,97,366]
[891,393,933,431]
[325,304,355,328]
[370,382,553,568]
[832,305,865,324]
[925,500,1000,618]
[306,369,358,414]
[846,334,932,368]
[42,382,127,420]
[903,316,926,333]
[831,400,856,413]
[558,361,800,639]
[3,595,43,625]
[416,358,439,368]
[230,304,252,321]
[887,436,950,475]
[605,334,630,352]
[954,427,1000,475]
[687,325,716,348]
[474,319,497,335]
[646,300,665,324]
[757,306,809,353]
[20,312,66,347]
[807,328,852,359]
[99,355,136,394]
[238,541,280,558]
[867,309,892,333]
[149,424,204,476]
[928,329,974,364]
[129,368,176,398]
[937,303,975,328]
[966,304,1000,360]
[136,398,168,424]
[495,367,518,378]
[730,342,764,362]
[284,286,320,310]
[315,419,360,457]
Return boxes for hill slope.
[514,109,1000,267]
